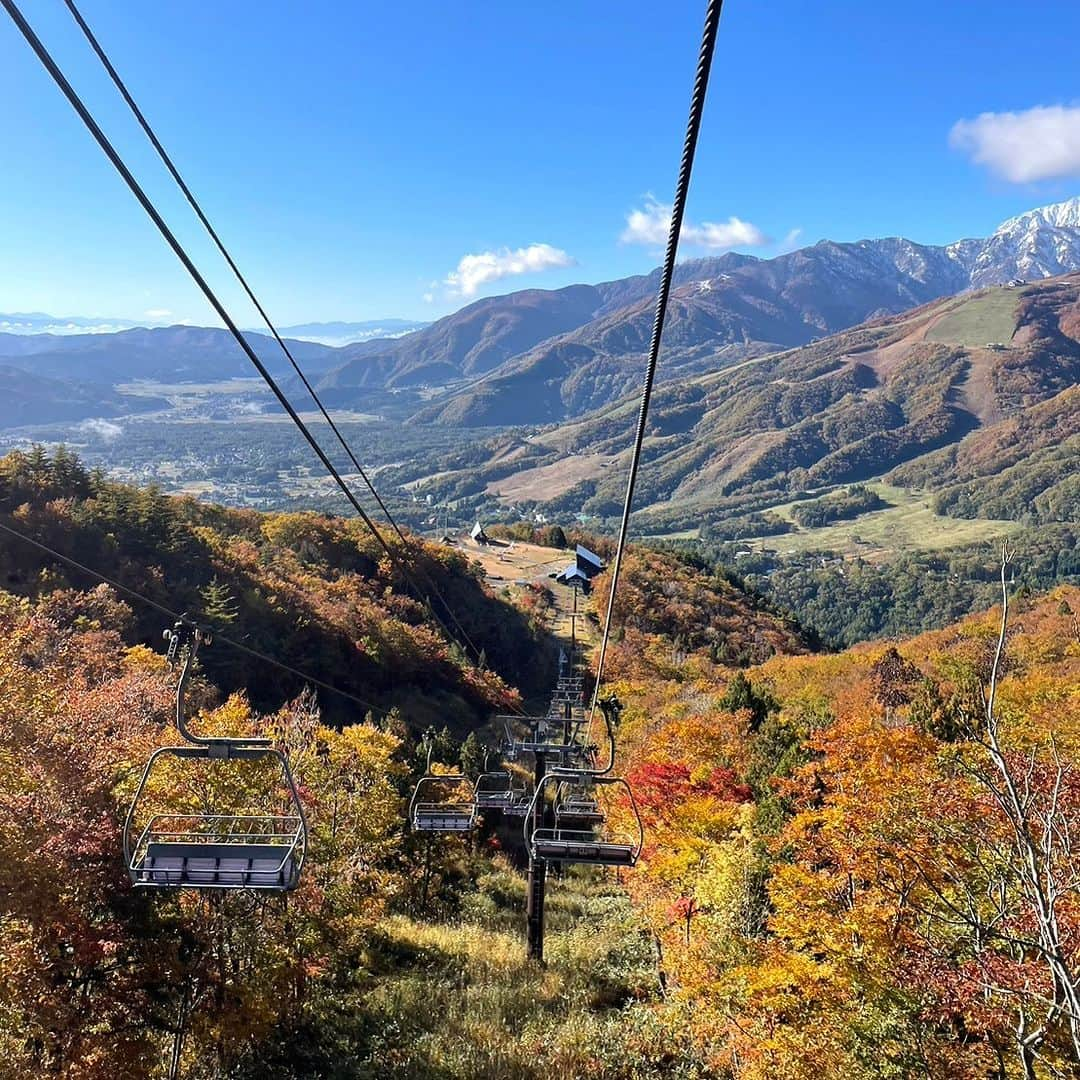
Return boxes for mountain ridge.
[0,325,338,384]
[0,364,169,426]
[343,196,1080,426]
[2,197,1079,429]
[399,273,1080,535]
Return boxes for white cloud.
[0,319,139,335]
[621,196,769,250]
[950,104,1080,183]
[778,227,804,253]
[144,308,173,320]
[444,243,576,297]
[77,418,123,442]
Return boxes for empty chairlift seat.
[502,792,533,818]
[411,804,476,832]
[124,746,308,893]
[532,833,637,866]
[123,621,309,893]
[555,795,605,827]
[525,774,643,868]
[130,814,303,890]
[409,774,477,833]
[473,769,520,813]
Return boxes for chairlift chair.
[502,789,533,818]
[522,694,641,865]
[554,780,605,828]
[473,768,516,812]
[123,620,308,892]
[409,745,477,832]
[524,773,643,867]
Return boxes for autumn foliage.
[610,577,1080,1077]
[3,448,1080,1077]
[0,447,533,729]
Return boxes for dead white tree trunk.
[976,542,1080,1070]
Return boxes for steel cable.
[2,0,486,671]
[59,0,486,666]
[0,516,387,714]
[589,0,724,720]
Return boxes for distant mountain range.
[0,312,152,336]
[0,312,428,347]
[399,197,1080,426]
[272,319,429,347]
[0,325,337,384]
[2,197,1079,430]
[413,272,1080,533]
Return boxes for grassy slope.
[351,875,693,1080]
[755,480,1022,558]
[237,862,705,1080]
[923,288,1019,346]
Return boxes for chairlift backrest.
[409,769,476,833]
[474,769,514,804]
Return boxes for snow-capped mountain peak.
[992,196,1080,237]
[964,196,1080,288]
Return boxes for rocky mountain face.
[316,286,610,394]
[967,197,1080,287]
[324,240,977,419]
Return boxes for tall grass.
[233,860,717,1079]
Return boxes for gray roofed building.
[574,545,605,578]
[554,563,592,591]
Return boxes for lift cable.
[2,0,486,671]
[59,0,487,668]
[0,516,389,715]
[588,0,724,720]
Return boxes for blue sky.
[2,0,1080,326]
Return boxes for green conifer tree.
[200,576,239,626]
[459,731,486,778]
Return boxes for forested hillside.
[405,275,1080,537]
[5,0,1078,1073]
[677,523,1080,649]
[0,446,537,728]
[589,548,808,666]
[0,450,816,1078]
[2,461,1077,1076]
[609,576,1080,1077]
